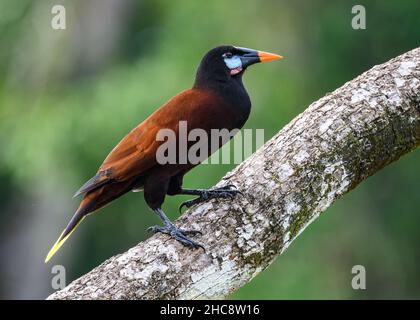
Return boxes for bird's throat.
[230,66,243,75]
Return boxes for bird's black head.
[194,45,282,89]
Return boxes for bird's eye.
[223,52,233,59]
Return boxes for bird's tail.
[45,178,137,263]
[44,203,92,263]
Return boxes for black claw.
[147,225,167,234]
[179,185,243,212]
[220,184,237,190]
[171,231,204,250]
[215,185,243,197]
[179,229,203,236]
[147,224,204,250]
[179,197,202,213]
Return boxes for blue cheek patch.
[224,55,242,69]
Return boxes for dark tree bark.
[48,47,420,300]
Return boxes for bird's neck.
[194,72,248,102]
[193,74,251,128]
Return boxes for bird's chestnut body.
[45,45,282,262]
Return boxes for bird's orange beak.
[257,50,283,63]
[234,46,283,68]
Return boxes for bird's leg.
[179,184,242,212]
[147,208,204,250]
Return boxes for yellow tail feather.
[45,217,85,263]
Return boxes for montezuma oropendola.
[45,45,282,262]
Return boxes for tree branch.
[48,48,420,300]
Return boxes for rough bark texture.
[48,48,420,300]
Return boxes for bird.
[45,45,282,262]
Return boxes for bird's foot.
[147,224,204,250]
[179,185,242,212]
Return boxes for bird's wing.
[73,169,112,197]
[74,120,166,197]
[74,89,221,197]
[73,122,159,197]
[100,118,164,180]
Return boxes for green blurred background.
[0,0,419,299]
